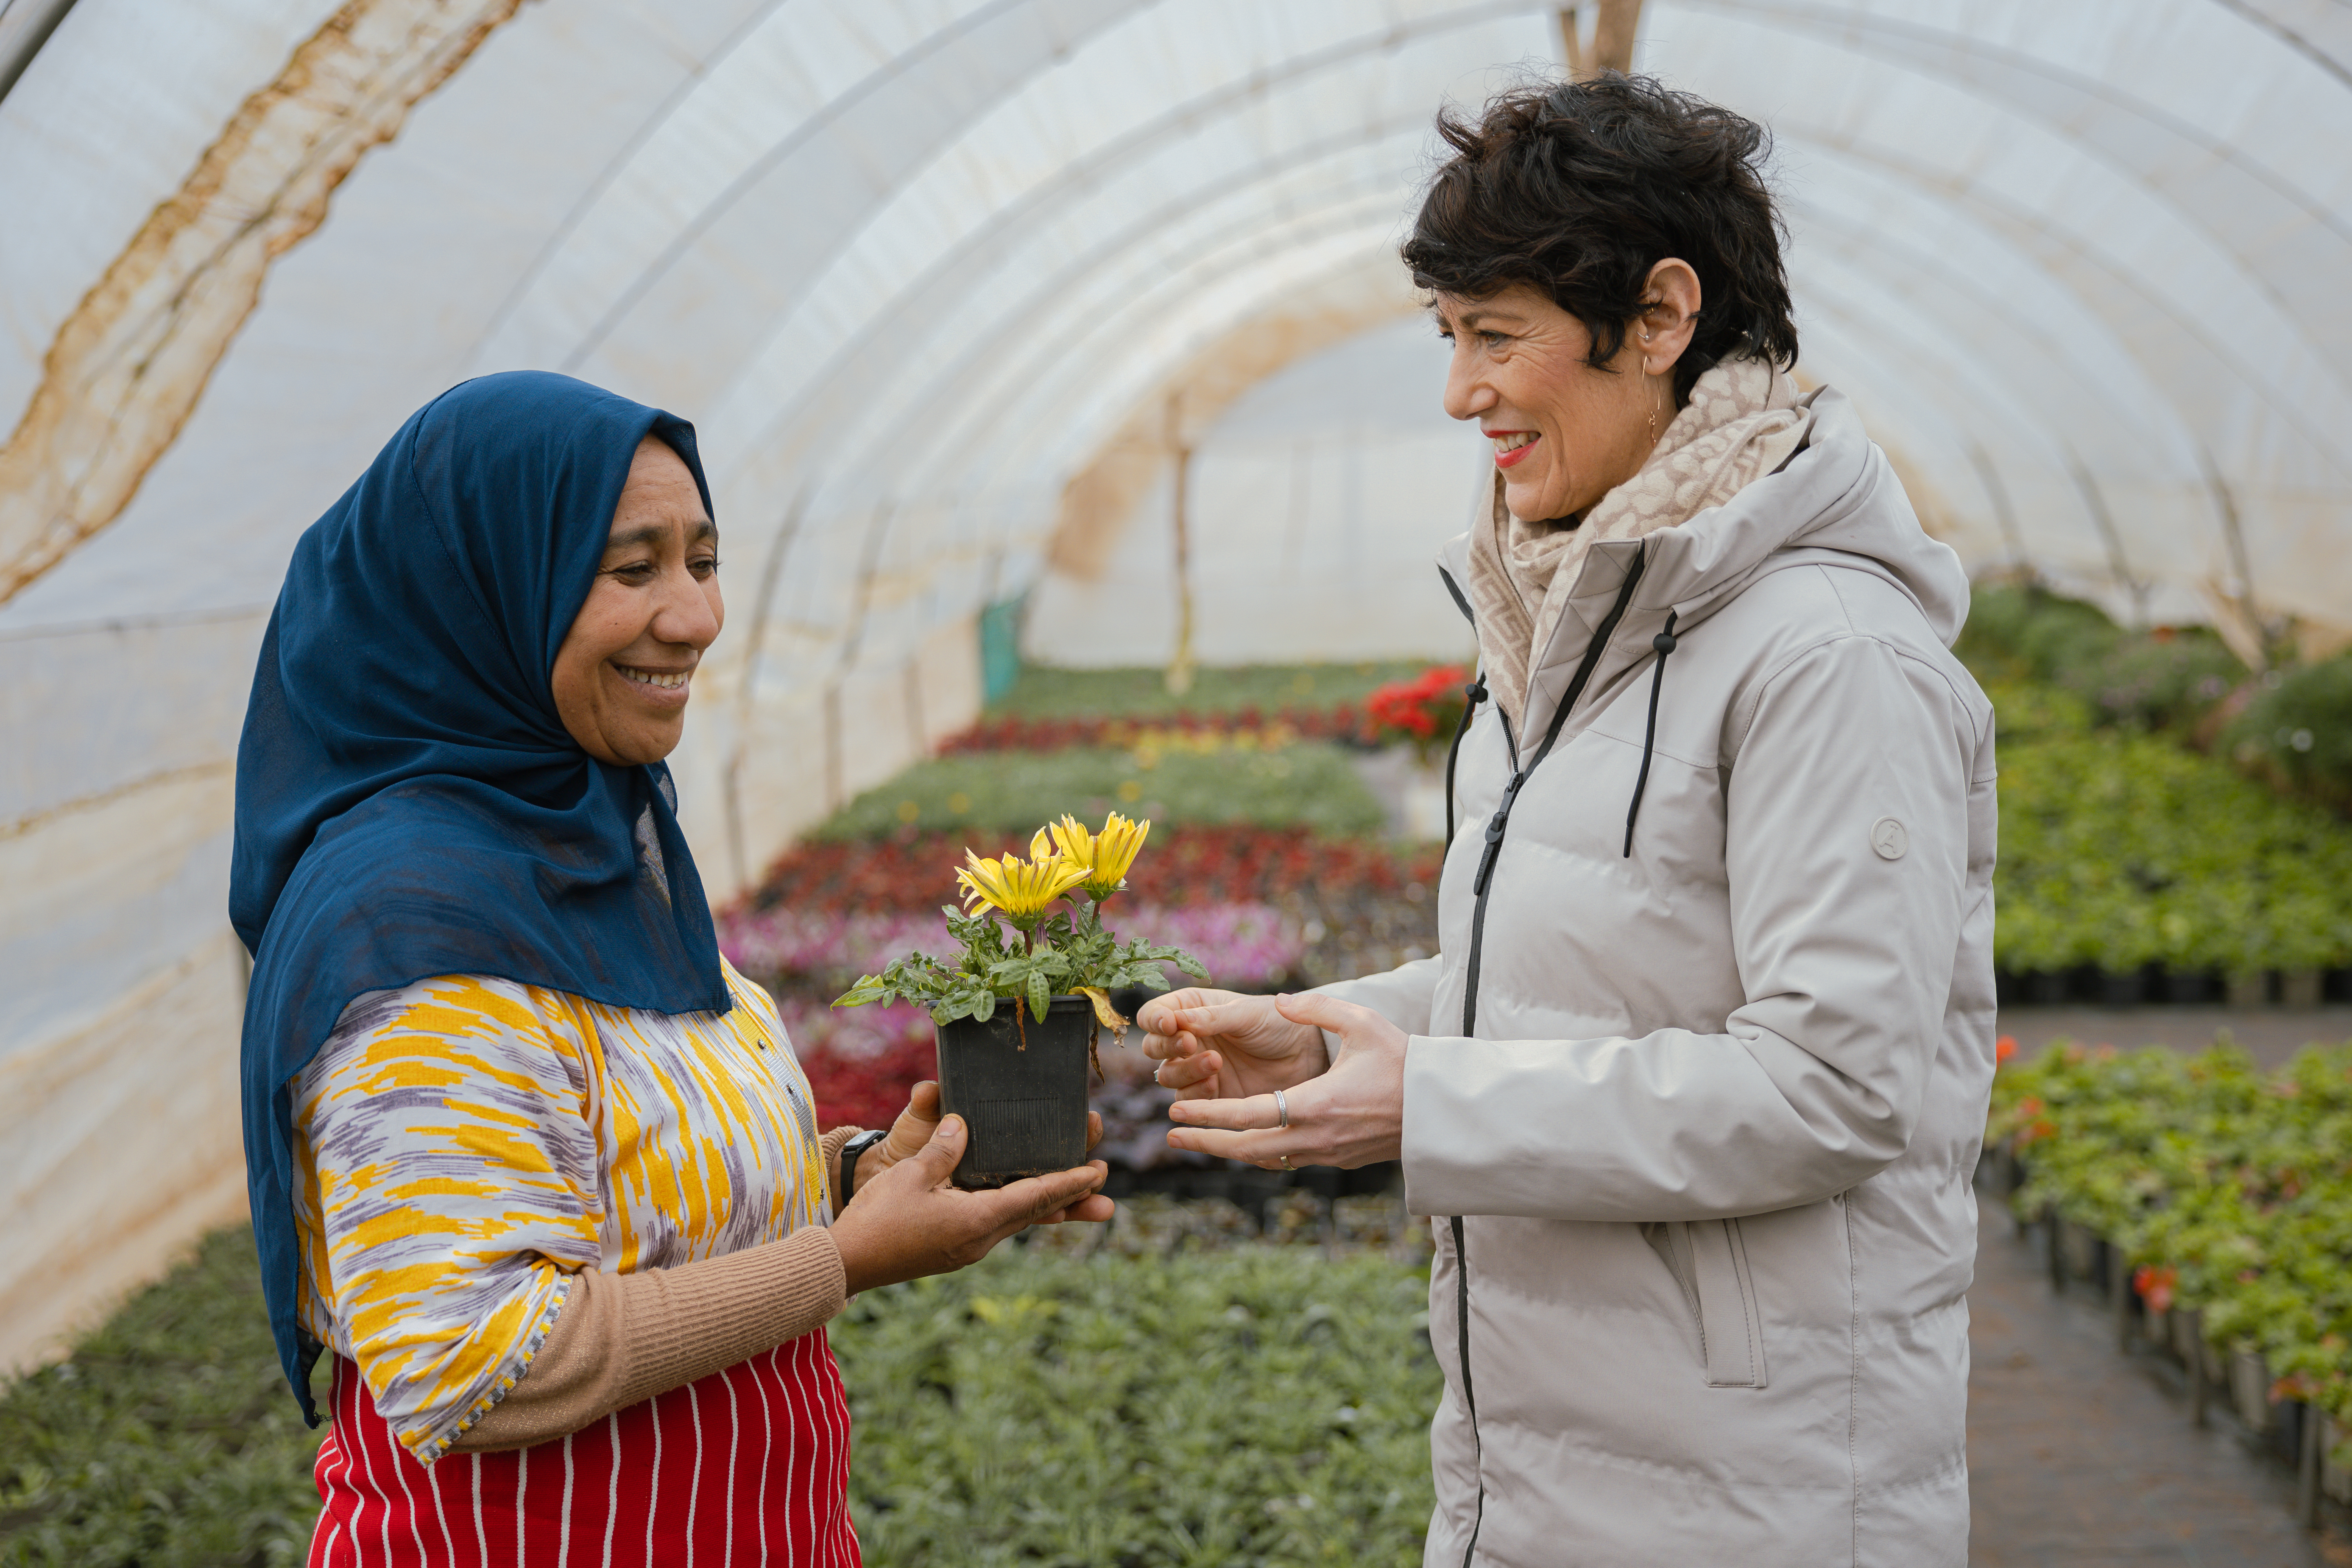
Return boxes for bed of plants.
[835,1242,1437,1566]
[1989,681,2352,977]
[809,742,1389,842]
[0,1228,329,1567]
[983,661,1435,723]
[1955,582,2243,736]
[1956,584,2352,986]
[0,1219,1438,1568]
[727,672,1450,1151]
[743,618,2352,1150]
[1989,1038,2352,1444]
[2229,656,2352,815]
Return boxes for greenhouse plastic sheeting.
[1,0,2347,1364]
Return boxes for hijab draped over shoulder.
[232,371,730,1419]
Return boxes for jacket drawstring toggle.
[1443,675,1488,846]
[1622,610,1680,858]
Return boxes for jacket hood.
[1438,386,1970,759]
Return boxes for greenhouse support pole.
[1555,6,1585,74]
[2066,454,2146,627]
[0,0,75,106]
[1964,441,2030,571]
[722,484,811,891]
[2200,450,2280,669]
[1556,2,1643,80]
[1165,392,1195,698]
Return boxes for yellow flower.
[957,847,1088,921]
[1048,812,1151,900]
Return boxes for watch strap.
[837,1128,890,1205]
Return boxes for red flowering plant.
[730,824,1439,922]
[937,704,1365,756]
[1362,665,1470,761]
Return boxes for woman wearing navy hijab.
[234,371,1110,1565]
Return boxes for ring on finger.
[1279,1153,1293,1172]
[1274,1088,1290,1130]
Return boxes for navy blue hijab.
[232,371,731,1421]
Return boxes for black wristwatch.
[837,1129,890,1204]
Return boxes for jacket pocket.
[1645,1218,1770,1389]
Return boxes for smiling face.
[1435,262,1701,523]
[550,436,723,767]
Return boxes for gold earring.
[1648,402,1659,447]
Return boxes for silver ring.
[1274,1088,1290,1130]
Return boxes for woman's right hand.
[1137,987,1328,1102]
[829,1115,1112,1295]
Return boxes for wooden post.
[1560,1,1644,80]
[1164,392,1196,698]
[1554,7,1586,76]
[1589,0,1643,75]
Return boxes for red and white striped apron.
[307,1330,859,1567]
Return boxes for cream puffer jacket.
[1322,388,1997,1568]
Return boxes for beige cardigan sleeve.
[452,1124,867,1454]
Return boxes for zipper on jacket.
[1439,541,1649,1568]
[1459,542,1649,1036]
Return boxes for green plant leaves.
[806,744,1388,842]
[832,1245,1439,1565]
[0,1229,330,1565]
[1993,1038,2352,1423]
[1988,681,2352,973]
[837,887,1211,1025]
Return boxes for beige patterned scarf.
[1464,355,1810,731]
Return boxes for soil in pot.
[935,994,1096,1190]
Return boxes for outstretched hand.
[1162,992,1407,1170]
[1138,987,1329,1102]
[830,1114,1114,1295]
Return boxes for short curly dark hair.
[1402,73,1798,401]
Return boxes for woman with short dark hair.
[1144,75,1995,1566]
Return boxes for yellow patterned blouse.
[290,959,830,1461]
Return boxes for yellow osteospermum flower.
[957,848,1089,921]
[1049,812,1151,900]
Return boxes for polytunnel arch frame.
[1775,119,2321,640]
[2,0,2351,1374]
[698,102,1457,714]
[645,0,2352,721]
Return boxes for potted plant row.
[1990,1036,2352,1519]
[834,812,1207,1188]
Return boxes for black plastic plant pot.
[934,994,1096,1191]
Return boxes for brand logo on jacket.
[1870,817,1908,860]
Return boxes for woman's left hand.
[1163,993,1406,1169]
[856,1081,1104,1221]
